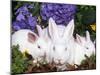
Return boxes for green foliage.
[81,54,96,65]
[75,5,96,26]
[11,46,96,73]
[11,45,29,74]
[74,5,96,41]
[78,54,96,70]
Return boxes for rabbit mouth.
[38,55,47,61]
[55,62,65,66]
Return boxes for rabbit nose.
[58,59,61,64]
[58,59,61,62]
[44,52,46,56]
[58,59,65,64]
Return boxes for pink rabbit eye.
[86,47,89,49]
[53,46,55,51]
[65,47,67,51]
[38,45,41,49]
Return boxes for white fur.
[74,31,95,65]
[12,28,49,62]
[11,18,96,70]
[46,18,96,70]
[48,18,75,66]
[37,25,52,63]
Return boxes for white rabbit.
[12,26,49,62]
[74,31,95,65]
[48,18,96,66]
[48,18,75,69]
[36,25,52,63]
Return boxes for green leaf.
[82,8,96,25]
[11,45,29,74]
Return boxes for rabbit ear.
[63,19,74,39]
[76,34,82,44]
[36,25,43,37]
[48,18,59,40]
[28,32,38,43]
[86,31,91,41]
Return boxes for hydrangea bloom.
[13,16,37,31]
[13,3,37,31]
[16,12,25,21]
[40,3,77,25]
[15,3,34,16]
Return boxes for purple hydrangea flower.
[13,22,21,31]
[27,16,37,27]
[40,3,77,25]
[13,3,37,31]
[16,12,25,21]
[15,3,34,16]
[28,4,34,9]
[13,16,37,31]
[15,5,30,16]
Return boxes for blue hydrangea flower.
[27,16,37,27]
[13,3,37,31]
[16,12,25,21]
[13,21,21,31]
[40,3,77,25]
[13,16,37,31]
[15,5,30,16]
[15,3,34,16]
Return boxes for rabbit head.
[12,28,49,62]
[48,18,75,65]
[35,25,51,58]
[76,31,95,57]
[12,29,38,53]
